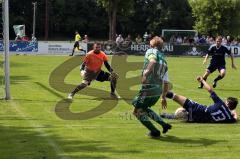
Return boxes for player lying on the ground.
[68,42,119,99]
[199,36,237,89]
[132,36,172,138]
[162,76,238,123]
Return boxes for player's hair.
[227,97,238,110]
[215,36,222,41]
[150,36,163,48]
[93,42,101,46]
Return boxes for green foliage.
[9,0,108,40]
[231,0,240,36]
[9,0,239,39]
[7,0,195,40]
[124,0,194,36]
[97,0,134,40]
[189,0,240,36]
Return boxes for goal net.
[162,29,198,42]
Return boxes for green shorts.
[132,88,161,110]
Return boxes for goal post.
[2,0,10,100]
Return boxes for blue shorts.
[183,99,210,122]
[207,63,226,73]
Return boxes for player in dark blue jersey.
[199,36,237,88]
[164,76,238,123]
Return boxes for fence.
[0,40,239,56]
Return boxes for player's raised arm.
[197,76,213,93]
[142,58,156,84]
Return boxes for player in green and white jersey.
[132,36,172,138]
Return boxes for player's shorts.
[132,87,161,110]
[83,69,110,84]
[74,41,79,48]
[183,99,210,122]
[207,63,226,73]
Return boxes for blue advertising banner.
[0,41,38,53]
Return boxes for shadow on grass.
[0,75,31,85]
[151,135,225,147]
[35,82,65,99]
[0,60,30,68]
[0,125,140,159]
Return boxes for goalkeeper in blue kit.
[132,36,172,138]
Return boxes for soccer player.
[164,76,238,123]
[68,42,119,99]
[132,36,172,138]
[70,31,86,56]
[198,36,237,88]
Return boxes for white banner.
[38,41,87,55]
[230,46,240,56]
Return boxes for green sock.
[138,114,159,132]
[146,108,166,127]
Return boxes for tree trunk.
[108,0,118,41]
[44,0,49,40]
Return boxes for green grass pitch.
[0,55,240,159]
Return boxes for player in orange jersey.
[68,43,119,99]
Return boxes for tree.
[189,0,240,36]
[230,0,240,36]
[97,0,134,40]
[125,0,193,36]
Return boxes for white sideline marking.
[10,101,70,159]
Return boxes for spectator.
[83,34,89,43]
[135,34,143,44]
[170,35,177,44]
[206,36,211,44]
[147,33,154,41]
[198,35,206,44]
[188,36,194,45]
[176,36,183,44]
[226,36,231,46]
[125,34,132,42]
[222,36,228,45]
[208,36,215,45]
[183,36,188,44]
[231,38,238,46]
[116,34,124,46]
[143,32,148,42]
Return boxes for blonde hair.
[150,36,163,48]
